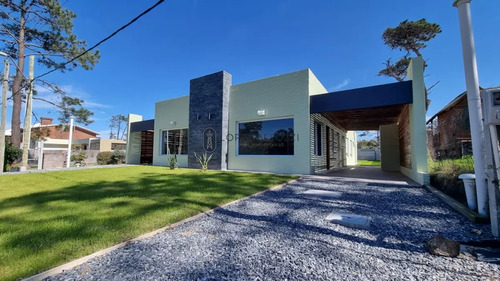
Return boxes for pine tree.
[0,0,100,147]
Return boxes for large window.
[238,118,294,155]
[161,129,188,155]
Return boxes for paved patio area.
[44,177,499,281]
[321,165,420,186]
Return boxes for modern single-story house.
[127,57,429,184]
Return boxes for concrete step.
[325,212,371,230]
[301,189,342,198]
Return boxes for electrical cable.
[34,0,165,80]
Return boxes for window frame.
[160,128,189,155]
[236,117,295,157]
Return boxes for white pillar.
[66,116,74,168]
[0,58,8,173]
[454,0,488,216]
[406,57,429,185]
[37,141,44,170]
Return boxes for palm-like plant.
[194,152,213,171]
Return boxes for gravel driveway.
[45,176,499,281]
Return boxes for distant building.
[426,89,489,159]
[25,117,126,169]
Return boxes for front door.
[140,130,154,165]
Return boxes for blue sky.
[6,0,500,139]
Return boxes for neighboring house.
[127,58,429,184]
[426,91,477,159]
[29,117,100,150]
[26,117,126,168]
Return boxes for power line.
[34,0,165,80]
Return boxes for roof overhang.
[310,81,413,131]
[130,119,155,132]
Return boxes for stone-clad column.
[188,71,232,170]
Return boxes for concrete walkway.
[319,165,420,186]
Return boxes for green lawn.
[357,160,381,166]
[0,166,296,281]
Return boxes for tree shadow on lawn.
[0,171,291,280]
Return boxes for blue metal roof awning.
[310,81,414,131]
[130,119,155,132]
[310,81,413,113]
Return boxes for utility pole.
[0,54,8,173]
[453,0,488,216]
[21,55,34,169]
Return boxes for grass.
[0,166,296,281]
[357,160,381,166]
[428,155,474,204]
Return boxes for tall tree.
[378,19,441,107]
[109,114,128,140]
[0,0,100,147]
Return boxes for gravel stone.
[44,177,500,281]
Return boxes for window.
[161,129,188,154]
[111,143,126,150]
[314,122,322,156]
[89,140,100,150]
[238,118,294,155]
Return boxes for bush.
[111,150,126,164]
[429,156,474,204]
[70,151,87,165]
[4,142,22,172]
[97,151,113,165]
[97,150,126,165]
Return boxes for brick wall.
[43,151,66,169]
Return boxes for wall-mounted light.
[208,113,211,120]
[197,114,201,120]
[170,121,176,126]
[257,109,266,116]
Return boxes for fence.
[357,149,380,161]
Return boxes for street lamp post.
[0,52,9,173]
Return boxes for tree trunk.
[10,3,26,148]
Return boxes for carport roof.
[130,119,155,132]
[310,81,413,131]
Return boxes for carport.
[310,57,429,185]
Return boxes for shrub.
[97,151,113,165]
[97,150,125,165]
[70,151,87,165]
[168,154,178,170]
[194,152,213,171]
[4,142,22,172]
[111,150,126,164]
[429,156,474,204]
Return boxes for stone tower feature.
[188,71,231,170]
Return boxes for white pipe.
[454,0,488,216]
[66,116,74,168]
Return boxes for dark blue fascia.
[310,80,413,113]
[130,119,155,132]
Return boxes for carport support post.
[406,57,429,185]
[126,114,143,164]
[454,0,488,217]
